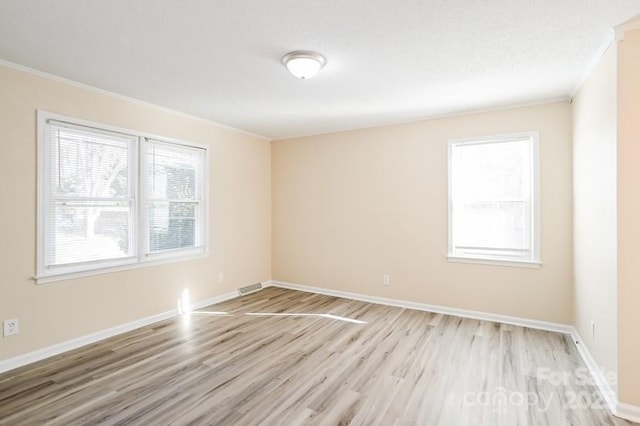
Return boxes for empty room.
[1,1,640,425]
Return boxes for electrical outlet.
[217,272,224,284]
[3,318,18,337]
[383,274,390,286]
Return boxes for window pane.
[453,201,527,250]
[144,141,204,254]
[48,201,132,266]
[50,125,131,198]
[455,140,529,201]
[145,142,200,201]
[148,201,197,252]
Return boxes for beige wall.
[1,33,636,410]
[572,44,618,388]
[272,102,573,323]
[0,65,271,361]
[617,25,640,407]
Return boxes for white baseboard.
[191,289,240,311]
[267,280,573,334]
[0,289,239,375]
[616,402,640,423]
[568,328,618,414]
[268,280,640,423]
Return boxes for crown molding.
[0,59,271,142]
[614,18,640,42]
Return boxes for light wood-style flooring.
[0,287,634,425]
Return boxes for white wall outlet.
[3,318,18,337]
[217,272,224,284]
[590,321,596,339]
[383,274,390,286]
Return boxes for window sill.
[446,255,542,269]
[35,251,209,285]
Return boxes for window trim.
[36,111,209,284]
[447,131,541,268]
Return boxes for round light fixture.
[282,51,326,79]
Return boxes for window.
[448,132,540,267]
[144,140,205,254]
[37,112,208,283]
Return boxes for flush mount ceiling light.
[282,51,326,79]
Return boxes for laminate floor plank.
[0,287,634,425]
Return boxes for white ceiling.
[0,1,638,140]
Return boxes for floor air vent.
[238,282,263,296]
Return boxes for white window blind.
[143,140,205,255]
[38,112,208,282]
[448,133,539,265]
[44,121,136,269]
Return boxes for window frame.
[141,138,207,261]
[36,111,209,284]
[447,131,541,268]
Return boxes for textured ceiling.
[0,1,638,140]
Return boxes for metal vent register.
[238,283,263,296]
